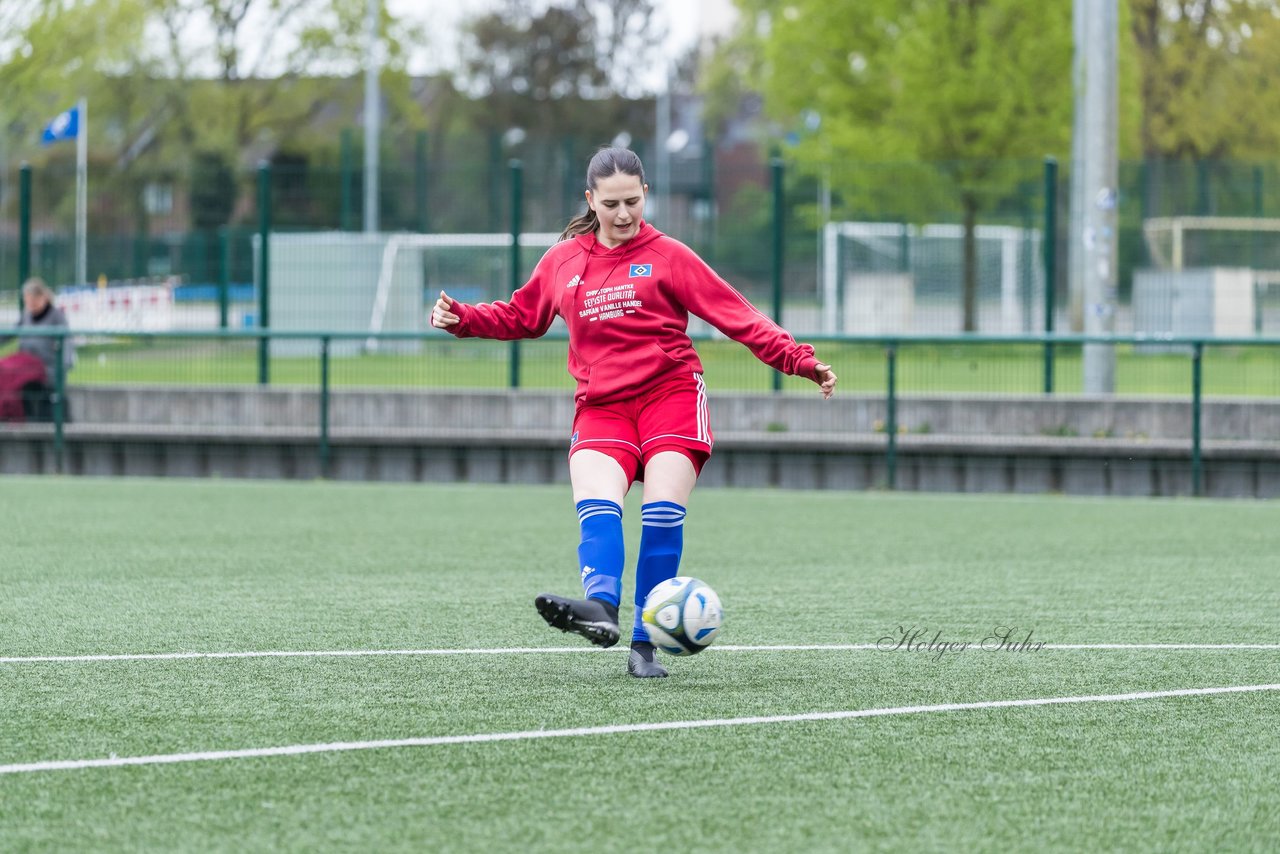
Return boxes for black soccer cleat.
[626,641,669,678]
[534,594,620,648]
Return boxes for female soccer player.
[432,147,836,677]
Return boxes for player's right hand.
[431,290,459,328]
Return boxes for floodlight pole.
[654,61,672,223]
[771,157,785,393]
[1068,0,1085,332]
[1072,0,1118,393]
[1043,157,1058,394]
[363,0,381,234]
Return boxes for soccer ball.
[641,577,723,656]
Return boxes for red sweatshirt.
[444,222,820,406]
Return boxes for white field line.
[2,682,1277,776]
[2,643,1279,664]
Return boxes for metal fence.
[3,327,1278,496]
[8,149,1280,339]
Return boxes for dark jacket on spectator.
[1,302,76,382]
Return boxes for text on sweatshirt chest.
[562,261,666,326]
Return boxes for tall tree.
[0,1,151,247]
[142,0,422,159]
[0,0,146,136]
[1,0,426,241]
[1131,0,1280,160]
[714,0,1075,330]
[453,0,665,232]
[1,1,424,170]
[457,0,664,138]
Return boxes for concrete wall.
[61,385,1280,438]
[2,386,1277,498]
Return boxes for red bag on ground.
[0,352,49,423]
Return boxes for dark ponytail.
[558,146,647,242]
[559,209,599,241]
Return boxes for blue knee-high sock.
[633,501,686,641]
[577,499,624,607]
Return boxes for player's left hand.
[815,363,837,399]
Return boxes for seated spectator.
[0,278,76,423]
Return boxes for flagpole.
[75,97,87,287]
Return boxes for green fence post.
[319,335,331,477]
[54,334,66,473]
[488,134,504,232]
[257,162,271,386]
[415,131,429,233]
[18,163,31,308]
[1195,160,1210,216]
[1254,165,1264,335]
[1043,157,1058,394]
[1191,341,1203,497]
[702,137,717,264]
[771,157,785,392]
[1253,164,1265,216]
[132,232,147,278]
[509,159,523,389]
[886,342,898,490]
[562,137,577,221]
[340,128,354,231]
[217,226,230,329]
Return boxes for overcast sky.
[0,0,738,96]
[388,0,732,80]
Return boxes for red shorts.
[569,372,713,482]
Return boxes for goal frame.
[365,232,561,352]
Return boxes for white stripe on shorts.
[695,373,709,445]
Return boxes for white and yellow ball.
[641,577,723,656]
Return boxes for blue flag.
[41,105,80,145]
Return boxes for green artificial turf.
[1,478,1277,851]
